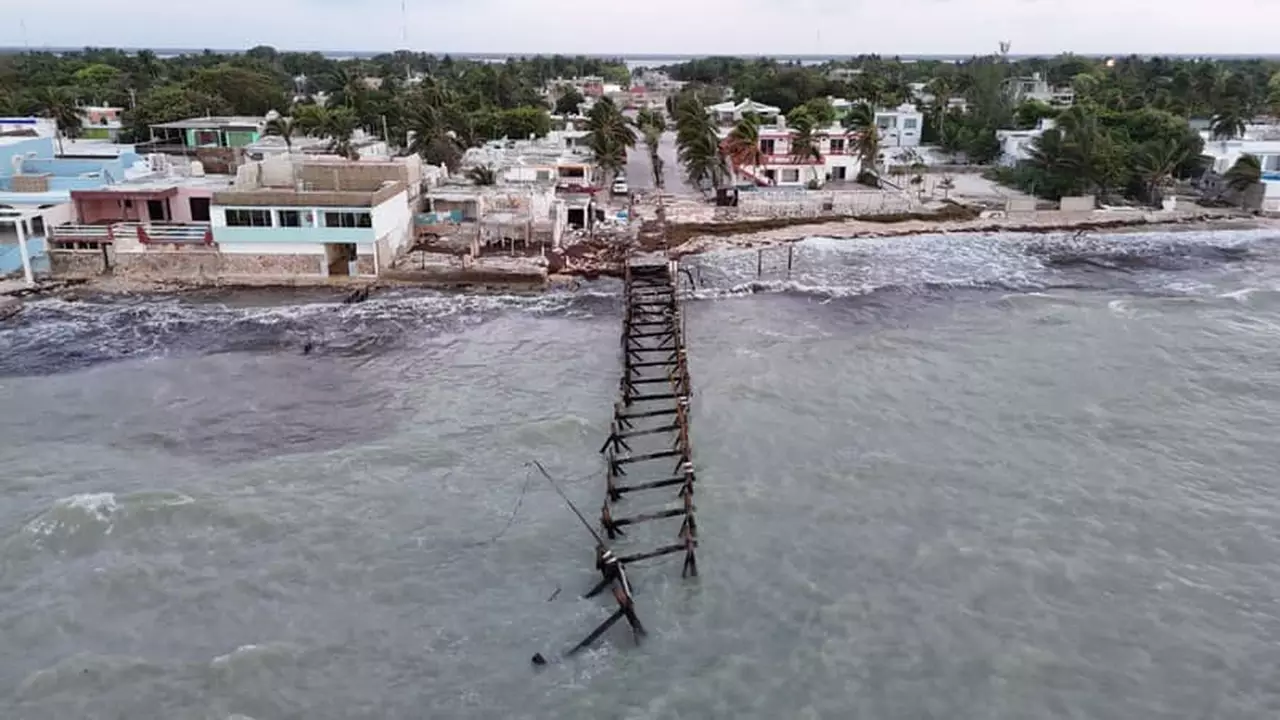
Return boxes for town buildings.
[1200,124,1280,213]
[873,104,925,149]
[995,119,1056,166]
[1003,73,1075,108]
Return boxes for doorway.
[567,207,586,229]
[189,197,211,222]
[325,243,357,276]
[831,166,847,181]
[146,199,168,222]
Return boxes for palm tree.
[585,98,635,185]
[634,108,666,190]
[787,107,823,187]
[724,113,765,183]
[322,107,360,159]
[843,102,880,178]
[1209,108,1247,141]
[466,165,498,186]
[36,88,84,155]
[264,115,295,152]
[1134,138,1188,207]
[673,96,727,196]
[292,104,329,138]
[927,77,955,145]
[1224,153,1262,200]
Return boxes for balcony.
[48,222,214,248]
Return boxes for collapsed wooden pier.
[567,255,697,655]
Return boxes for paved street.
[625,131,697,196]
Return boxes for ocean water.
[2,228,1280,719]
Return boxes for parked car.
[611,178,629,196]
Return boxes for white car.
[611,178,629,196]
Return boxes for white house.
[722,119,861,187]
[996,119,1056,166]
[874,104,924,148]
[209,155,416,278]
[709,99,781,126]
[1004,73,1075,108]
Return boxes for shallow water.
[2,229,1280,719]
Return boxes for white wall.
[218,242,326,255]
[372,189,412,257]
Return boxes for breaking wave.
[684,228,1279,302]
[0,228,1274,375]
[12,490,200,556]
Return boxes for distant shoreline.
[4,48,1280,63]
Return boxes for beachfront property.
[1003,73,1075,108]
[995,118,1056,166]
[1200,125,1280,213]
[208,154,419,278]
[0,134,142,278]
[721,118,861,188]
[873,104,925,149]
[417,184,566,255]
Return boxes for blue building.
[0,136,139,277]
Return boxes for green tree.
[466,165,498,186]
[264,115,295,151]
[1209,108,1247,141]
[585,98,635,184]
[843,102,881,176]
[554,87,585,115]
[36,87,85,154]
[188,64,288,115]
[1224,153,1262,195]
[1133,137,1188,207]
[635,108,667,190]
[497,106,551,139]
[787,107,823,186]
[673,96,727,195]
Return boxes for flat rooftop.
[150,116,264,130]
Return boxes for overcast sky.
[5,0,1278,56]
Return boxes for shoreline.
[9,209,1272,300]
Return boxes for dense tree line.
[664,53,1280,203]
[0,47,629,167]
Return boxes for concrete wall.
[49,249,110,277]
[1058,195,1096,212]
[112,247,326,280]
[1005,197,1037,214]
[372,189,412,258]
[734,189,917,218]
[218,241,326,255]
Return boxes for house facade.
[147,116,266,151]
[209,156,415,278]
[1004,73,1075,108]
[874,104,924,148]
[723,123,861,187]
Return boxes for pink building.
[50,177,231,248]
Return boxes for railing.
[48,224,117,246]
[138,222,213,245]
[48,222,213,247]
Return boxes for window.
[277,210,302,227]
[324,211,372,229]
[781,169,800,183]
[903,118,918,130]
[829,138,845,153]
[189,197,211,222]
[225,209,272,227]
[759,139,776,155]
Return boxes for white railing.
[48,223,116,241]
[138,223,212,245]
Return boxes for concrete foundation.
[49,250,110,277]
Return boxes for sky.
[3,0,1279,56]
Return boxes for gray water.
[2,228,1280,719]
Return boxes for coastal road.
[625,131,696,196]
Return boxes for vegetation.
[0,48,626,153]
[4,47,1278,207]
[584,98,635,184]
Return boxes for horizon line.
[2,46,1279,60]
